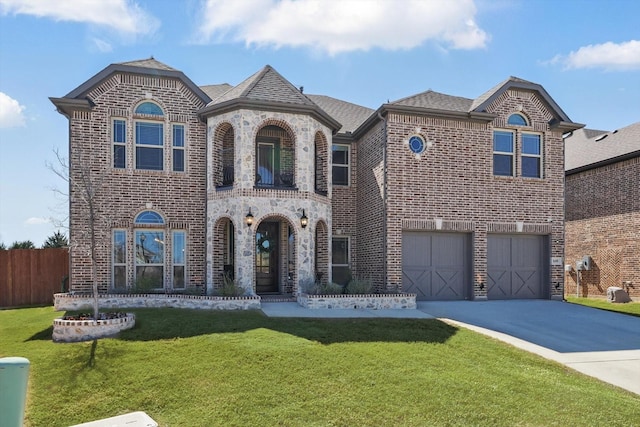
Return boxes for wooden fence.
[0,248,69,308]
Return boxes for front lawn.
[566,296,640,317]
[1,307,639,426]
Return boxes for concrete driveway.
[417,299,640,395]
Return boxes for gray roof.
[565,121,640,172]
[117,58,177,71]
[200,84,233,101]
[307,94,374,134]
[55,57,211,107]
[208,65,316,107]
[390,90,473,112]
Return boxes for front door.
[256,221,279,293]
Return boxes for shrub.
[299,278,319,295]
[318,282,344,295]
[345,278,373,295]
[220,273,244,297]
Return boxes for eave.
[352,104,496,139]
[49,97,94,117]
[566,149,640,176]
[198,98,342,134]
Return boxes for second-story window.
[332,144,350,186]
[136,121,164,170]
[493,130,514,177]
[134,102,164,171]
[522,133,542,178]
[172,124,185,172]
[112,119,126,169]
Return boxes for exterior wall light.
[300,209,308,229]
[245,210,254,227]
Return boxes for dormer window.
[507,113,527,126]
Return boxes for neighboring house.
[565,122,640,299]
[51,58,582,300]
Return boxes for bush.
[220,273,244,297]
[345,278,373,295]
[320,282,344,295]
[299,278,343,295]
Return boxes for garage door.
[487,235,547,299]
[402,231,471,301]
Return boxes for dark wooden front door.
[256,221,279,294]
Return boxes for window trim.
[521,132,543,179]
[493,129,515,177]
[332,144,350,186]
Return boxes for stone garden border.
[53,313,136,343]
[297,293,417,309]
[53,293,262,311]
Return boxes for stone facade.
[565,157,640,298]
[53,293,261,311]
[298,293,416,309]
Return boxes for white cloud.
[91,37,113,53]
[0,0,159,36]
[0,92,26,128]
[550,40,640,71]
[195,0,489,54]
[25,217,50,226]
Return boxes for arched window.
[135,210,165,224]
[507,113,527,126]
[135,102,164,116]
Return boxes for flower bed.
[53,293,261,311]
[297,293,416,309]
[53,312,136,343]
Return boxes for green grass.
[566,296,640,317]
[2,307,639,427]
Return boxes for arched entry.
[255,215,296,295]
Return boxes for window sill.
[254,184,298,191]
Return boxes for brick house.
[51,58,582,300]
[565,122,640,299]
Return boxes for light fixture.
[300,209,308,229]
[245,209,254,227]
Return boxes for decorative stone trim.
[54,293,261,311]
[53,313,136,343]
[297,293,416,309]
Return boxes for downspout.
[377,112,388,291]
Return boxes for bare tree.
[48,148,106,321]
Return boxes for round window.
[408,135,426,155]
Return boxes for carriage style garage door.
[402,231,471,301]
[487,234,547,299]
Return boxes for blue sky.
[0,0,639,247]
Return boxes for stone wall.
[54,293,261,311]
[297,293,416,309]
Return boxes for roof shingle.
[565,122,640,171]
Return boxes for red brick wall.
[332,141,358,279]
[67,72,207,292]
[565,157,640,298]
[355,122,386,290]
[380,88,566,298]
